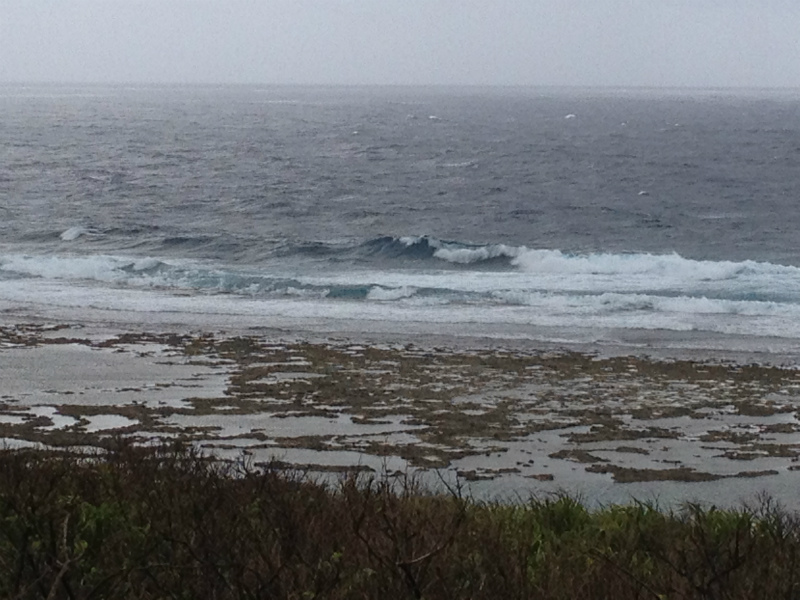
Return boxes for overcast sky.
[1,0,799,88]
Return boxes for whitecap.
[399,235,430,247]
[60,226,94,241]
[510,249,756,280]
[433,244,519,264]
[132,258,161,271]
[367,286,418,301]
[439,161,475,168]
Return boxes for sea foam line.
[4,249,800,308]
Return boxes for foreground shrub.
[0,444,798,599]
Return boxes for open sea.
[3,84,800,356]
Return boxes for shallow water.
[2,326,799,509]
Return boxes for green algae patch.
[586,464,723,483]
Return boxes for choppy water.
[3,84,800,354]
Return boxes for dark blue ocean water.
[2,84,800,351]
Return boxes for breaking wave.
[4,241,800,339]
[356,236,800,284]
[60,226,99,241]
[360,235,520,266]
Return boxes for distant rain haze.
[1,0,799,88]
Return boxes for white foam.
[367,286,417,301]
[7,250,800,307]
[399,236,426,246]
[284,286,327,298]
[2,254,128,281]
[0,253,199,288]
[511,248,756,279]
[397,236,521,265]
[60,226,94,241]
[439,161,475,168]
[4,274,800,342]
[491,289,800,321]
[5,249,800,347]
[433,244,519,264]
[132,258,161,271]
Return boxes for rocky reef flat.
[2,322,800,507]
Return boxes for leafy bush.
[0,443,798,599]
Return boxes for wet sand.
[2,322,800,508]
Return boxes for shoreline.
[6,299,800,366]
[2,320,800,509]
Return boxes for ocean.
[3,84,800,357]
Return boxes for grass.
[1,443,800,599]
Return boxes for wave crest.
[60,226,99,241]
[362,236,519,266]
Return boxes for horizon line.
[2,81,800,93]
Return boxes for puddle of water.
[83,414,139,433]
[29,406,79,430]
[161,412,422,439]
[2,344,230,407]
[0,414,27,425]
[348,431,423,446]
[257,372,327,384]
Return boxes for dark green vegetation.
[2,445,800,599]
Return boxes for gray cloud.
[0,0,798,87]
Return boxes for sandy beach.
[2,319,800,509]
